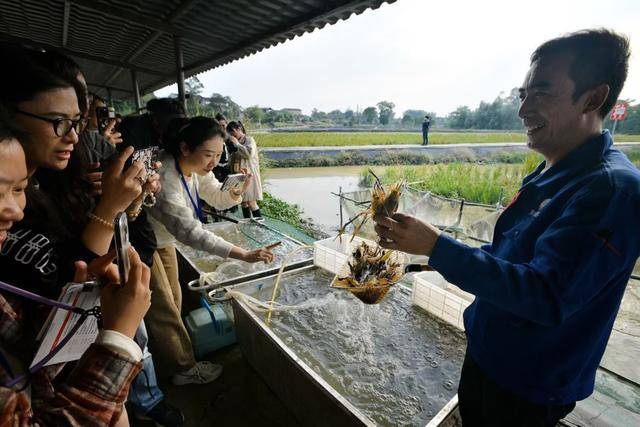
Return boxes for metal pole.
[339,186,343,231]
[106,87,113,107]
[611,119,618,136]
[174,35,187,113]
[131,69,142,112]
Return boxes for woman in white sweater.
[146,117,274,385]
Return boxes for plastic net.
[340,186,502,247]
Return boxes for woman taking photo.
[226,121,263,219]
[146,116,274,384]
[0,90,151,427]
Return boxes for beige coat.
[234,135,263,201]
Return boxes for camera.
[96,106,116,134]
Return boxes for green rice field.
[254,131,640,148]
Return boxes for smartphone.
[221,173,246,191]
[113,212,131,285]
[125,146,160,181]
[96,106,115,134]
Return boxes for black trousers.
[458,353,576,427]
[422,132,429,145]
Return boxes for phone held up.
[114,212,131,285]
[96,106,116,134]
[221,173,246,192]
[118,145,160,219]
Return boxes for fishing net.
[340,186,502,247]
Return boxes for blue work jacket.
[429,130,640,405]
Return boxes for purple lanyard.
[0,279,102,388]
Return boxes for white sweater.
[147,151,242,258]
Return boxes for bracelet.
[88,213,114,229]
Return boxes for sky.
[154,0,640,117]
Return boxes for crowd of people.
[0,43,271,426]
[1,27,639,427]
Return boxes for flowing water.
[175,222,312,283]
[233,268,467,426]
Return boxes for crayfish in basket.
[330,241,405,304]
[337,169,404,242]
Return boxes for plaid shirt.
[0,293,142,426]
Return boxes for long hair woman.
[226,121,263,218]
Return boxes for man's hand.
[373,212,441,256]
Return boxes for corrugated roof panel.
[0,0,396,100]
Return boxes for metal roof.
[0,0,395,100]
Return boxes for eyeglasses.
[15,109,83,137]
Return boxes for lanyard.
[0,279,102,388]
[175,160,204,222]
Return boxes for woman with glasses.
[0,43,156,425]
[0,115,153,425]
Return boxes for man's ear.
[582,84,610,114]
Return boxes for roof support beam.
[131,70,142,112]
[87,82,133,94]
[0,33,170,77]
[68,0,226,48]
[62,1,71,47]
[174,36,187,113]
[103,0,200,88]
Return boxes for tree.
[185,76,204,96]
[445,88,522,130]
[244,105,265,124]
[311,108,327,121]
[447,106,473,129]
[402,109,436,127]
[362,106,378,124]
[377,101,395,125]
[327,109,344,122]
[207,93,242,119]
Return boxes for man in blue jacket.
[374,29,640,426]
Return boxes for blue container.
[185,297,237,358]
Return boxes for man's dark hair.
[215,113,227,122]
[146,97,186,132]
[531,29,630,118]
[146,98,186,117]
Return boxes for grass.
[254,131,640,148]
[260,192,303,224]
[360,154,543,205]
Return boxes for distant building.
[280,108,302,116]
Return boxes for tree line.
[117,77,639,134]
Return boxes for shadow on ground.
[129,344,300,427]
